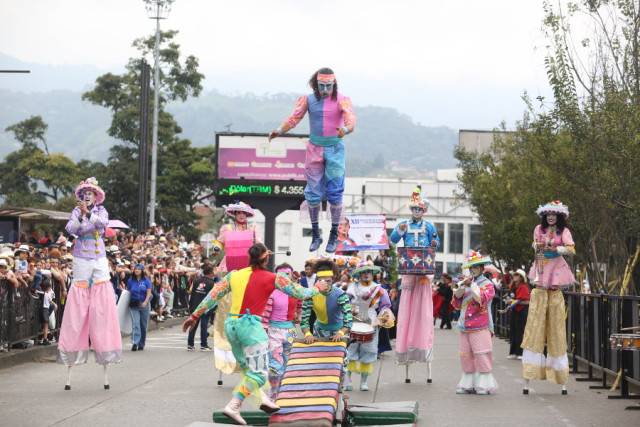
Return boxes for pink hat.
[56,235,67,245]
[75,177,105,205]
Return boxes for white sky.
[1,0,554,129]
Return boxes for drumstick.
[620,325,640,331]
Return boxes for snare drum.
[350,322,375,343]
[397,247,436,275]
[609,334,640,351]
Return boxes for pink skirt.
[528,256,575,289]
[395,276,434,364]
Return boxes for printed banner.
[336,214,389,252]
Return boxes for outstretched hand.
[182,317,196,332]
[315,279,331,293]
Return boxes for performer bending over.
[182,243,330,426]
[346,260,394,391]
[269,67,356,253]
[57,178,122,390]
[522,201,575,395]
[389,188,440,383]
[453,250,499,395]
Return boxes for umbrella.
[105,227,117,238]
[484,264,500,279]
[107,219,129,229]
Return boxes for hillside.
[0,88,458,177]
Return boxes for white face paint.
[83,190,96,207]
[411,207,424,221]
[470,265,484,277]
[547,213,557,225]
[360,271,373,282]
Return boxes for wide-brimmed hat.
[107,245,120,254]
[513,268,528,284]
[224,201,255,218]
[407,187,430,212]
[55,235,67,245]
[536,200,569,218]
[14,244,30,255]
[0,259,9,268]
[0,249,15,260]
[351,260,381,279]
[75,177,105,205]
[461,250,492,269]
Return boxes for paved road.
[0,320,637,426]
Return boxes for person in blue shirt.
[389,188,440,384]
[126,264,152,351]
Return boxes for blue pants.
[188,312,210,347]
[129,303,151,347]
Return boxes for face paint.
[547,213,557,225]
[411,206,424,221]
[318,82,334,98]
[360,271,373,282]
[83,190,96,207]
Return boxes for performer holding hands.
[453,250,499,395]
[522,201,575,395]
[269,67,356,253]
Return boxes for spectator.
[437,273,454,329]
[186,265,217,351]
[127,264,152,351]
[40,276,56,345]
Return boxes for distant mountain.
[0,57,458,177]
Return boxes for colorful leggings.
[304,141,345,205]
[225,314,269,400]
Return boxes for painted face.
[338,220,350,235]
[411,206,424,221]
[469,265,484,277]
[83,190,96,206]
[360,271,373,282]
[547,213,557,225]
[318,82,334,98]
[234,211,248,223]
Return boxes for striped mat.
[268,340,347,427]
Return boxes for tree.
[82,30,213,234]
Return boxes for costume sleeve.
[301,298,313,330]
[337,292,353,330]
[192,273,232,318]
[260,292,274,330]
[557,228,575,254]
[452,287,465,309]
[65,207,82,235]
[376,288,392,311]
[285,95,308,129]
[252,223,262,244]
[532,224,542,248]
[389,222,406,244]
[338,94,356,128]
[212,225,228,251]
[92,206,109,230]
[275,272,319,300]
[475,280,495,307]
[427,222,440,248]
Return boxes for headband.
[276,268,292,274]
[317,270,334,278]
[317,73,335,83]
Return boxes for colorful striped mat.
[268,340,347,427]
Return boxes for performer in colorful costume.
[260,263,302,402]
[57,177,122,390]
[453,250,499,395]
[389,188,440,383]
[346,260,395,391]
[211,201,261,381]
[522,201,575,395]
[182,243,330,426]
[269,67,356,253]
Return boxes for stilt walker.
[211,201,261,385]
[269,67,356,253]
[389,188,440,383]
[453,250,499,395]
[57,177,122,389]
[522,201,575,395]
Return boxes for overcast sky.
[1,0,554,130]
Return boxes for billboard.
[217,133,307,181]
[336,213,389,252]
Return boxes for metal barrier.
[0,279,40,350]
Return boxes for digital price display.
[215,181,306,198]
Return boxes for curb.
[0,316,186,370]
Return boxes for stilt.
[561,384,567,395]
[217,370,223,386]
[65,366,72,390]
[427,361,432,383]
[103,365,110,389]
[405,365,411,383]
[523,379,530,395]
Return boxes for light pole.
[144,0,175,226]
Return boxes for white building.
[249,168,481,278]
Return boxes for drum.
[350,322,375,343]
[397,246,436,275]
[610,334,640,351]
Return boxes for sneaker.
[201,346,213,351]
[187,346,195,351]
[150,310,157,316]
[132,344,138,351]
[164,313,174,318]
[507,354,517,359]
[516,355,523,360]
[157,316,165,322]
[41,339,50,346]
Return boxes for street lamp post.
[144,0,175,226]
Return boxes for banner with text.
[336,213,389,252]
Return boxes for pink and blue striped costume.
[285,93,356,205]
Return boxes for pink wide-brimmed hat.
[75,177,105,205]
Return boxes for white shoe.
[517,355,523,360]
[164,314,174,318]
[507,354,517,359]
[157,316,165,322]
[223,396,247,425]
[150,310,157,316]
[259,388,280,413]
